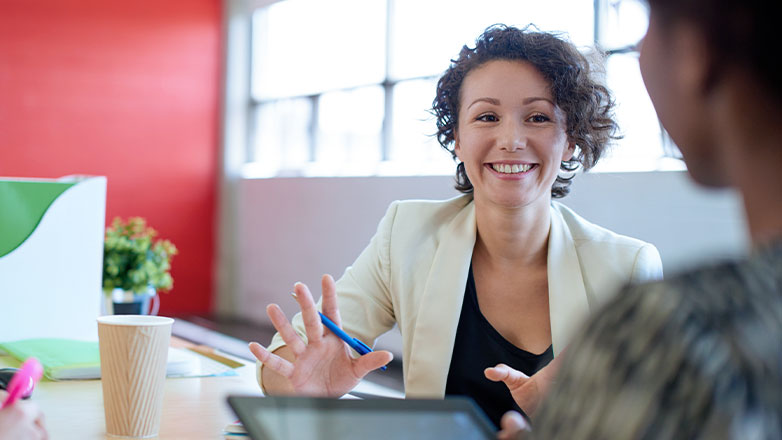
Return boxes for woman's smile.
[487,162,538,179]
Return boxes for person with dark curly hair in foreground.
[499,1,782,438]
[251,24,663,428]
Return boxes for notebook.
[0,338,234,380]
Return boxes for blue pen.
[318,311,387,371]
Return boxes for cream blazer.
[262,194,663,397]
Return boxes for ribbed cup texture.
[98,318,171,438]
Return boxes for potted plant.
[102,217,178,315]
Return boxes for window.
[595,0,682,171]
[245,0,681,178]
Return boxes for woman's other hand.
[0,391,48,440]
[484,363,542,415]
[249,274,393,397]
[485,353,562,417]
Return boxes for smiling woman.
[251,24,664,430]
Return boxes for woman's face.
[454,59,573,210]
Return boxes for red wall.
[0,0,221,315]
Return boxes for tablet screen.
[228,395,496,440]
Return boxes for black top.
[445,264,553,428]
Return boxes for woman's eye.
[477,114,498,122]
[528,114,550,123]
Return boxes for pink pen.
[0,358,43,409]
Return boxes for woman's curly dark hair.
[432,24,619,198]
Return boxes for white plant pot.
[104,286,159,315]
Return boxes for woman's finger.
[266,304,307,355]
[484,363,529,386]
[351,350,394,379]
[293,282,324,344]
[249,342,295,377]
[248,341,270,362]
[320,274,342,326]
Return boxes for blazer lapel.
[405,201,476,398]
[547,204,590,357]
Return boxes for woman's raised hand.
[249,274,393,397]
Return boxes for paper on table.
[223,419,248,438]
[0,338,237,380]
[167,348,239,379]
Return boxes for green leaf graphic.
[0,180,75,258]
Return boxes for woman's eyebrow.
[467,96,555,110]
[466,97,500,110]
[523,96,555,106]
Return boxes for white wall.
[231,171,748,334]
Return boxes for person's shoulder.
[620,244,782,313]
[389,194,473,222]
[682,242,781,297]
[374,194,474,257]
[551,201,652,250]
[585,251,779,356]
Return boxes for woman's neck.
[472,195,551,267]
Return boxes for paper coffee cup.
[97,315,174,438]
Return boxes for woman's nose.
[499,121,526,152]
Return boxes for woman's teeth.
[491,163,533,174]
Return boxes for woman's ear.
[677,24,716,98]
[561,141,576,162]
[453,132,462,160]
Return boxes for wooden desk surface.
[2,340,262,439]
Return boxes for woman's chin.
[484,194,548,211]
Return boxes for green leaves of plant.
[102,217,178,294]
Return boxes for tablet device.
[227,395,497,440]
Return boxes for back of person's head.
[647,0,782,105]
[530,258,782,439]
[432,24,618,198]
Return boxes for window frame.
[242,0,680,178]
